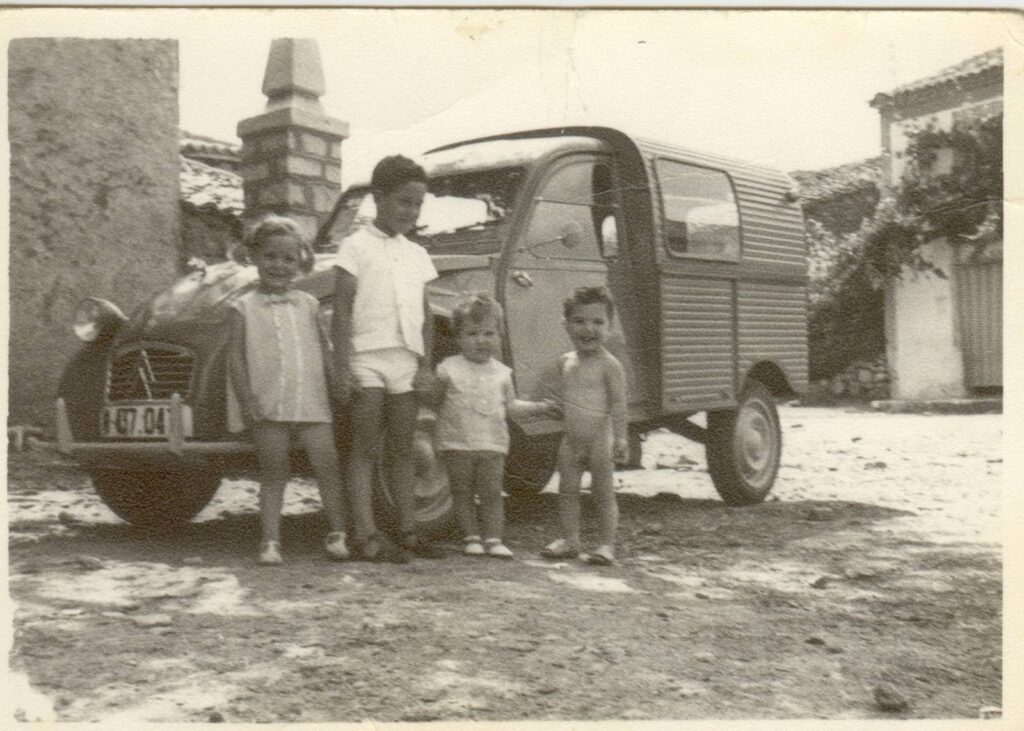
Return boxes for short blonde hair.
[243,215,314,272]
[452,293,504,335]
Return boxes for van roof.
[425,135,608,175]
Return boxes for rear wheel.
[706,380,781,505]
[372,410,455,538]
[90,469,220,527]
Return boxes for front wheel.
[504,427,560,496]
[706,380,781,505]
[372,410,455,538]
[90,469,220,527]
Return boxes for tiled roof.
[179,130,241,159]
[891,48,1003,96]
[180,156,243,218]
[790,156,883,202]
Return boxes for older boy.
[538,286,628,566]
[332,155,441,563]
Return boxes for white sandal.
[324,531,350,560]
[484,538,514,559]
[463,535,485,556]
[258,541,283,565]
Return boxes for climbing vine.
[806,111,1002,380]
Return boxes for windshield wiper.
[426,218,504,236]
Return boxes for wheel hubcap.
[736,401,777,487]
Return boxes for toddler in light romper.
[227,215,349,565]
[538,286,628,566]
[434,294,554,558]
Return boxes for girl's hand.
[539,399,562,418]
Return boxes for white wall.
[884,238,965,399]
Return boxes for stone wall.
[8,39,181,427]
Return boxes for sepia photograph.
[3,6,1018,725]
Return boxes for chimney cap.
[262,38,326,103]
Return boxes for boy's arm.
[429,361,452,410]
[413,289,435,399]
[506,375,559,419]
[606,355,629,458]
[227,308,258,426]
[331,267,357,404]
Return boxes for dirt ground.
[6,405,1002,723]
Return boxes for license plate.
[101,403,193,439]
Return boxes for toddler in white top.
[434,294,555,558]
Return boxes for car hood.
[114,252,496,345]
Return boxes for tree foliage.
[806,111,1002,380]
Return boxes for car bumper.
[55,397,256,471]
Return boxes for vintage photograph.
[4,7,1014,724]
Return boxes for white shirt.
[435,355,515,454]
[334,224,438,356]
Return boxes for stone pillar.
[8,39,181,428]
[237,39,348,241]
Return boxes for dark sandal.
[402,533,447,559]
[357,534,410,564]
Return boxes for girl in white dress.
[228,216,348,565]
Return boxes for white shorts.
[350,347,419,394]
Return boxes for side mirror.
[520,220,585,256]
[558,220,584,250]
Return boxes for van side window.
[656,159,740,260]
[523,158,616,261]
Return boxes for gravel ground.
[6,405,1003,723]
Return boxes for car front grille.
[105,345,194,402]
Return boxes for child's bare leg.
[298,423,347,534]
[384,392,419,537]
[589,434,619,555]
[443,451,479,540]
[555,440,583,550]
[347,388,385,542]
[253,422,290,547]
[476,452,506,542]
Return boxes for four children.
[235,154,629,567]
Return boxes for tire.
[706,380,781,505]
[504,427,560,496]
[90,469,220,527]
[372,410,455,538]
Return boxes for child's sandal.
[484,538,514,559]
[540,539,579,560]
[324,531,350,561]
[257,541,283,565]
[583,546,615,566]
[463,535,485,556]
[357,533,410,564]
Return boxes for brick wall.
[8,38,181,427]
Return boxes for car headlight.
[72,298,127,343]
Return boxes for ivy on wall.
[805,111,1002,381]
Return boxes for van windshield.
[324,167,525,254]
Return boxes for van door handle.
[511,270,534,288]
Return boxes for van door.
[502,154,624,404]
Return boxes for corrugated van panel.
[662,276,736,410]
[738,282,809,392]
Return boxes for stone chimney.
[237,39,348,240]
